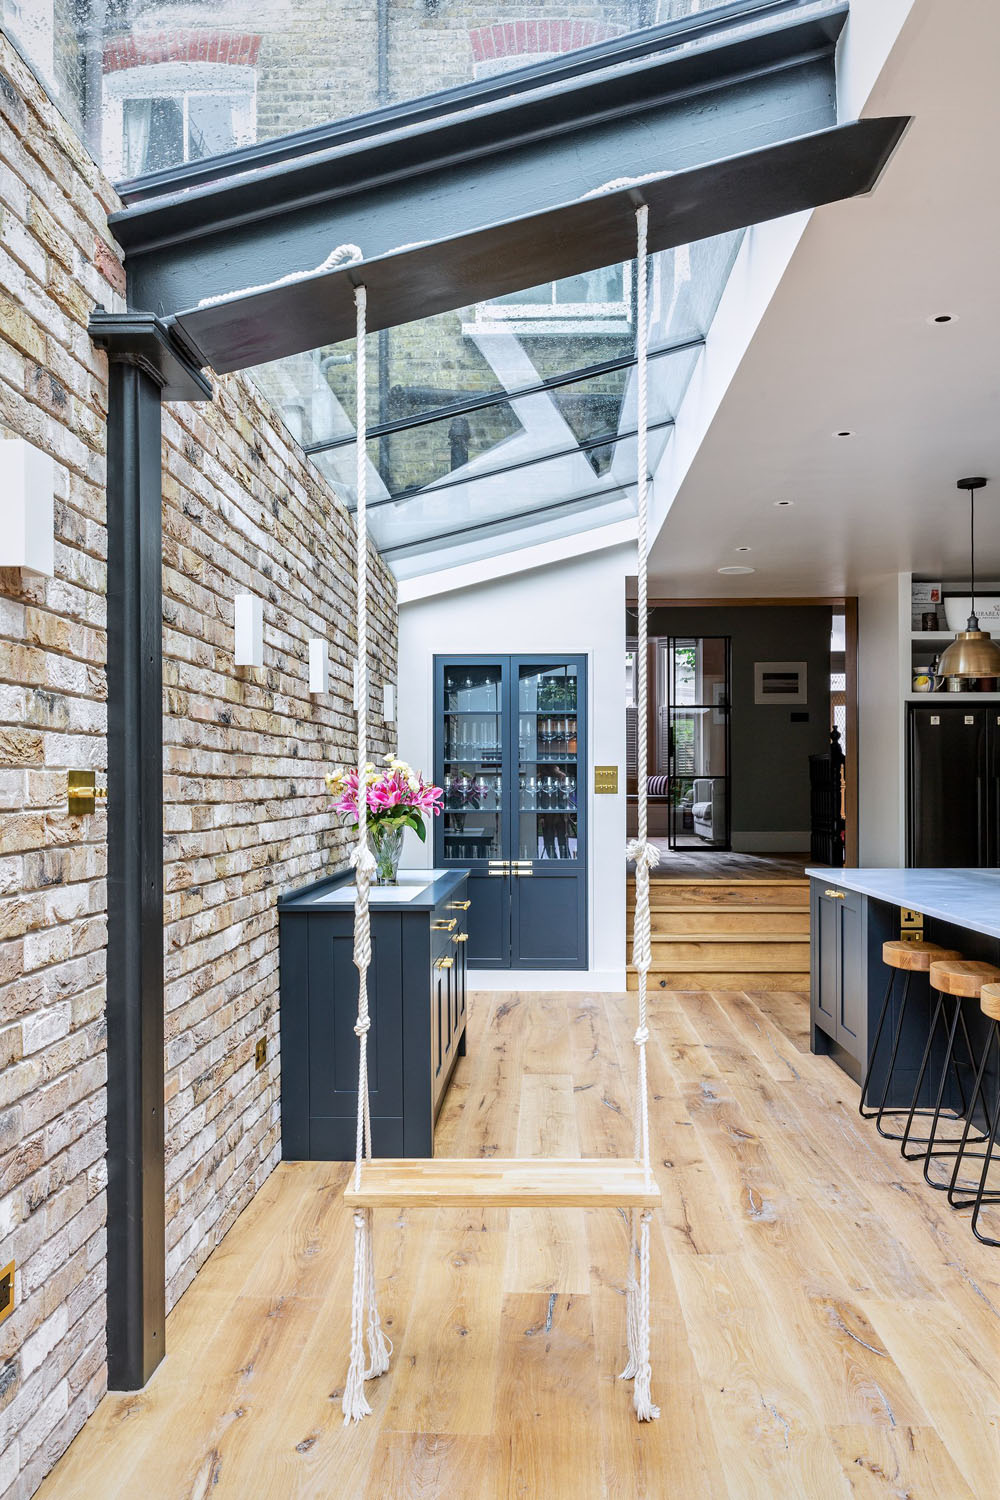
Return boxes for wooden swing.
[341,205,661,1424]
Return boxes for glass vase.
[368,823,404,885]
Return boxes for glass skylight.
[250,230,743,577]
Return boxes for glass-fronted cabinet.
[435,655,587,969]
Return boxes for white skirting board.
[730,830,811,853]
[468,969,627,993]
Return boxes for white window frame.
[464,261,633,338]
[102,61,257,181]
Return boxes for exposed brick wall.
[159,379,395,1308]
[0,29,397,1500]
[0,37,121,1500]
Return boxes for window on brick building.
[102,60,257,181]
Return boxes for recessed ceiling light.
[834,430,854,438]
[926,313,956,325]
[735,546,751,552]
[773,499,795,507]
[718,565,755,575]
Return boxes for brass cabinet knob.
[452,932,469,943]
[824,888,845,899]
[436,956,454,969]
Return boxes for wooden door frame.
[627,594,859,867]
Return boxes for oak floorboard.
[504,1071,591,1294]
[829,1423,981,1498]
[36,986,1000,1500]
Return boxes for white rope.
[343,278,391,1423]
[618,202,659,1422]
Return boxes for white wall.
[397,544,630,989]
[858,572,906,865]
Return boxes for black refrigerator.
[907,704,1000,866]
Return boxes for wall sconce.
[308,638,329,694]
[234,594,263,666]
[382,683,395,722]
[0,438,55,576]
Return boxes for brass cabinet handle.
[824,888,845,899]
[435,956,454,969]
[433,918,458,930]
[488,863,509,875]
[515,868,533,877]
[448,900,471,910]
[452,932,469,943]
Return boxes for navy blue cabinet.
[434,655,587,969]
[279,868,469,1159]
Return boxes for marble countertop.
[805,867,1000,940]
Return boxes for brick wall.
[159,377,395,1309]
[0,39,122,1500]
[0,30,397,1500]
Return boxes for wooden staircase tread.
[343,1158,661,1208]
[629,904,810,913]
[631,960,811,973]
[649,932,810,944]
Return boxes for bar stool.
[860,939,961,1139]
[947,980,1000,1246]
[901,958,1000,1174]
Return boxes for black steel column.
[105,359,165,1389]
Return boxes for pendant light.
[938,477,1000,679]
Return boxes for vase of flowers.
[326,756,443,885]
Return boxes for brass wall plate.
[67,771,107,817]
[594,765,619,794]
[900,907,924,941]
[254,1036,267,1070]
[0,1260,14,1327]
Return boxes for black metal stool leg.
[947,1020,998,1207]
[860,968,895,1119]
[921,996,964,1185]
[971,1065,1000,1248]
[900,988,946,1161]
[873,973,917,1139]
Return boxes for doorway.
[661,635,732,851]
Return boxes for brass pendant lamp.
[938,476,1000,679]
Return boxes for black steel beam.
[104,359,166,1389]
[360,416,675,514]
[115,2,852,336]
[304,334,704,457]
[115,1,842,205]
[173,116,907,374]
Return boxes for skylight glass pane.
[248,224,742,575]
[6,1,751,185]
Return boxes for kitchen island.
[806,866,1000,1095]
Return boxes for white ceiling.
[647,0,1000,597]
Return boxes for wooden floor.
[38,988,1000,1500]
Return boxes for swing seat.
[343,1157,660,1208]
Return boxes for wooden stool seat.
[980,982,1000,1022]
[882,939,961,973]
[929,959,1000,999]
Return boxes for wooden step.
[647,938,809,967]
[628,970,810,992]
[631,908,810,935]
[344,1158,661,1209]
[628,881,809,909]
